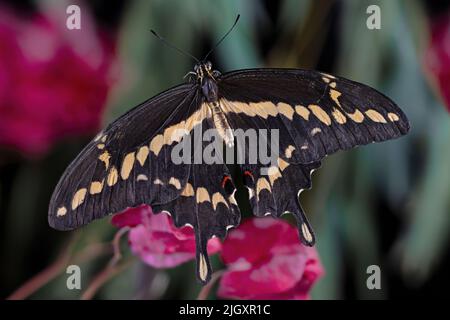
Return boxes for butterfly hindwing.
[153,163,240,283]
[153,120,241,283]
[240,158,320,246]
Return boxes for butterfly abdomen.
[209,101,234,147]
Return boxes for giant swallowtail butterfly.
[49,17,410,284]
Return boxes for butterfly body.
[49,61,410,284]
[195,61,235,147]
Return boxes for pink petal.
[218,218,324,300]
[113,205,222,268]
[0,6,116,157]
[111,206,147,228]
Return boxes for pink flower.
[0,6,116,156]
[112,205,222,268]
[218,218,324,300]
[424,11,450,112]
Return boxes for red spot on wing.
[244,170,254,179]
[221,175,231,189]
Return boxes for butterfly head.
[194,61,214,80]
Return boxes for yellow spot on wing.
[181,183,194,197]
[301,223,313,243]
[196,187,210,203]
[329,82,337,88]
[388,112,400,122]
[120,152,135,180]
[136,174,148,181]
[277,102,295,120]
[107,166,119,186]
[256,177,271,200]
[72,188,87,210]
[249,102,269,119]
[321,72,336,79]
[149,134,164,156]
[309,105,331,125]
[223,99,279,118]
[90,180,104,195]
[329,89,342,108]
[365,109,387,123]
[278,157,289,171]
[171,124,188,143]
[212,192,228,210]
[94,132,103,142]
[256,101,278,117]
[101,135,107,143]
[285,145,295,158]
[228,192,237,206]
[322,76,331,83]
[347,109,365,123]
[57,207,67,217]
[243,102,259,117]
[164,123,182,144]
[311,128,322,136]
[153,104,207,153]
[198,253,209,282]
[332,108,347,124]
[136,146,149,166]
[169,177,182,190]
[267,166,278,176]
[98,151,110,169]
[184,109,202,132]
[236,101,256,117]
[97,144,105,150]
[267,166,282,186]
[295,105,310,120]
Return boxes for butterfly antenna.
[150,29,200,63]
[203,14,240,61]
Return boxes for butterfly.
[48,16,410,284]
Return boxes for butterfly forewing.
[218,68,410,164]
[217,68,409,244]
[49,83,201,230]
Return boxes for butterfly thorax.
[194,61,219,101]
[195,61,234,147]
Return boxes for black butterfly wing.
[217,68,410,244]
[225,103,321,245]
[243,160,321,246]
[218,68,410,164]
[49,83,208,230]
[153,121,241,283]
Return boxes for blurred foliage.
[1,0,450,300]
